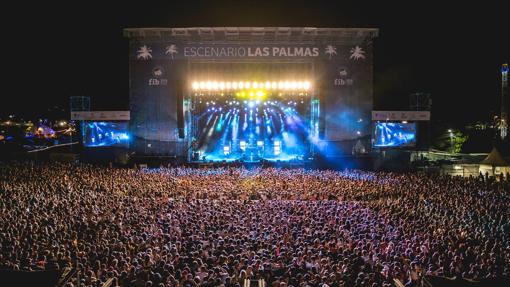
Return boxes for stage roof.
[123,27,378,44]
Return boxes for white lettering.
[219,47,227,57]
[196,47,204,57]
[272,47,280,56]
[182,46,321,57]
[184,47,192,57]
[238,47,246,57]
[227,47,235,57]
[248,47,255,57]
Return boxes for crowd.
[0,163,509,287]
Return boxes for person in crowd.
[0,163,509,286]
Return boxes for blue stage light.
[223,145,230,155]
[196,98,309,162]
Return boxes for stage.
[124,27,378,164]
[188,78,317,163]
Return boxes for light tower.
[501,64,508,139]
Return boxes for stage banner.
[372,111,431,121]
[129,50,186,155]
[130,43,370,60]
[321,41,373,147]
[71,111,130,121]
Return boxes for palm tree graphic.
[165,44,178,59]
[137,45,152,60]
[325,45,337,59]
[350,46,365,60]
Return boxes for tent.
[479,147,510,177]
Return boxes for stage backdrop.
[125,28,377,157]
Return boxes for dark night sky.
[3,1,509,124]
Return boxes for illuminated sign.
[183,46,320,58]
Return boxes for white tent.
[479,147,510,177]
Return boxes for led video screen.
[373,122,416,147]
[82,122,129,147]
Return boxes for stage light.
[245,81,251,89]
[240,140,246,151]
[297,81,303,89]
[256,90,265,98]
[119,133,130,140]
[248,101,255,108]
[284,81,291,90]
[253,82,258,89]
[192,82,199,90]
[265,81,271,89]
[290,81,297,90]
[274,141,281,155]
[219,82,225,90]
[257,140,264,147]
[200,81,206,89]
[212,81,218,90]
[272,82,277,89]
[226,82,232,89]
[223,145,230,155]
[206,81,213,90]
[303,81,311,90]
[278,81,284,89]
[239,81,244,89]
[233,82,238,89]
